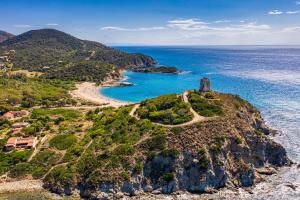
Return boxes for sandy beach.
[71,82,130,108]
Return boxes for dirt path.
[128,91,215,127]
[85,50,96,61]
[28,135,51,162]
[134,133,151,147]
[76,140,93,162]
[129,104,140,118]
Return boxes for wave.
[222,69,300,86]
[178,70,192,74]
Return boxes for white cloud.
[167,18,209,30]
[13,24,32,28]
[268,10,283,15]
[100,26,166,31]
[46,23,59,26]
[296,1,300,5]
[282,26,300,32]
[286,10,299,14]
[101,26,126,31]
[215,20,231,23]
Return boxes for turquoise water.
[102,46,300,162]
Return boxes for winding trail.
[129,91,215,127]
[28,135,52,162]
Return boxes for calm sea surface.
[102,46,300,163]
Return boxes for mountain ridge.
[0,29,156,72]
[0,30,14,43]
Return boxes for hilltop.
[0,31,14,43]
[0,29,155,70]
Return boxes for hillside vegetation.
[44,61,119,83]
[0,89,290,198]
[0,73,76,111]
[0,29,155,73]
[136,94,193,125]
[188,90,224,117]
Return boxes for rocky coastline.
[43,92,291,199]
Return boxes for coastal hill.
[0,29,156,82]
[0,86,290,198]
[0,30,14,43]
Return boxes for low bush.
[49,134,77,150]
[44,165,75,188]
[188,91,223,117]
[0,150,32,175]
[171,127,183,135]
[136,94,193,125]
[211,135,226,154]
[146,134,166,151]
[119,171,130,181]
[197,148,210,169]
[9,162,32,178]
[160,148,179,158]
[162,172,175,182]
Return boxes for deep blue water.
[102,46,300,162]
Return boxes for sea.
[101,46,300,199]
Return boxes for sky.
[1,0,300,45]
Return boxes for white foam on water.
[222,69,300,86]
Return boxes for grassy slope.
[0,74,76,109]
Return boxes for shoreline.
[0,180,43,194]
[71,82,131,108]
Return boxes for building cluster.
[5,137,37,151]
[1,110,30,120]
[0,109,37,151]
[11,122,30,135]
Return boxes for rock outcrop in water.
[41,91,290,199]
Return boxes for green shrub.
[211,135,226,154]
[160,148,179,158]
[119,171,130,181]
[162,172,175,182]
[113,144,135,156]
[255,130,263,136]
[32,166,48,179]
[188,91,224,117]
[30,150,61,167]
[62,144,84,162]
[146,134,166,151]
[197,148,210,169]
[9,162,32,178]
[0,150,32,175]
[136,94,193,125]
[205,92,214,99]
[134,162,143,174]
[171,127,183,135]
[44,165,75,187]
[49,134,77,150]
[235,135,243,144]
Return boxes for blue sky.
[1,0,300,45]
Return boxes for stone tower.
[200,77,210,92]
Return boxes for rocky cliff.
[40,92,290,199]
